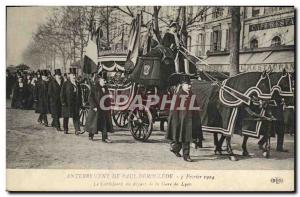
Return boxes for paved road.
[6,100,294,170]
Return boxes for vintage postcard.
[6,5,295,192]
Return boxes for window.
[271,36,281,46]
[225,26,231,49]
[197,33,205,56]
[210,29,222,51]
[264,7,293,15]
[252,7,260,17]
[250,38,258,49]
[213,7,224,18]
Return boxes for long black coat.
[85,83,113,134]
[60,80,82,118]
[166,88,202,143]
[48,78,63,118]
[11,83,28,109]
[34,80,49,114]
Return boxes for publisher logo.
[270,177,283,184]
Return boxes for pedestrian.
[166,73,202,162]
[257,100,276,150]
[60,68,82,135]
[85,71,113,142]
[34,70,49,126]
[11,77,28,109]
[48,69,63,131]
[271,90,288,152]
[24,73,34,109]
[6,69,14,99]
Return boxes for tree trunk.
[180,6,188,48]
[106,6,110,49]
[229,7,241,76]
[153,6,162,43]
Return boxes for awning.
[263,51,294,64]
[203,55,229,65]
[198,50,294,72]
[243,51,272,64]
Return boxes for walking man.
[85,71,113,142]
[166,73,202,162]
[34,70,49,126]
[60,68,82,135]
[48,69,63,131]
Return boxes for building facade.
[97,6,295,73]
[188,6,295,73]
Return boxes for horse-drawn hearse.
[79,15,294,161]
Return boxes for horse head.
[219,71,271,107]
[269,68,294,97]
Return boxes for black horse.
[241,69,294,157]
[192,71,272,160]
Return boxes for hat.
[169,73,192,86]
[54,69,62,76]
[69,68,77,75]
[169,21,178,28]
[40,70,48,76]
[98,70,108,80]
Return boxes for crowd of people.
[7,67,113,143]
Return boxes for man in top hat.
[48,69,64,131]
[60,68,82,135]
[162,21,187,73]
[165,73,202,162]
[34,70,49,126]
[85,71,113,142]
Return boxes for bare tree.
[229,6,241,76]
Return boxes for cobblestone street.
[6,99,294,170]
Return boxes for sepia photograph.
[5,5,295,191]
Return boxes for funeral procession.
[6,6,294,169]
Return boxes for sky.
[6,6,53,67]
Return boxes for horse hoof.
[229,155,238,161]
[242,151,249,156]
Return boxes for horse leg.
[214,134,225,155]
[213,133,219,153]
[226,136,238,161]
[242,135,249,156]
[263,135,271,158]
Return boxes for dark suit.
[272,97,285,150]
[60,80,82,132]
[85,83,113,140]
[48,78,63,129]
[34,79,49,125]
[166,88,202,158]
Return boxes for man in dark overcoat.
[85,71,113,142]
[34,70,49,126]
[48,69,63,131]
[6,69,14,99]
[60,68,82,135]
[166,74,202,162]
[271,90,288,152]
[11,77,28,109]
